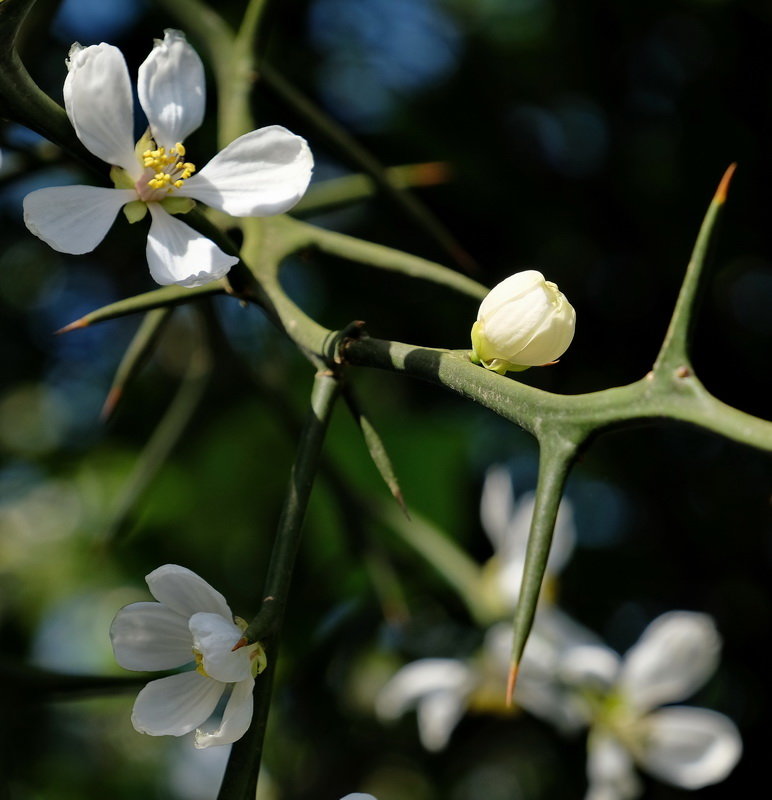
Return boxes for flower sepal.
[123,200,148,224]
[160,196,196,216]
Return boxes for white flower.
[471,270,576,373]
[23,30,313,287]
[480,464,575,613]
[535,611,742,799]
[110,564,266,748]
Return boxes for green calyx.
[160,196,197,215]
[122,200,148,224]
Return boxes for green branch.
[218,370,341,800]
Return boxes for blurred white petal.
[586,730,641,800]
[376,658,475,750]
[132,672,224,737]
[110,601,193,671]
[195,677,254,748]
[146,564,234,620]
[637,706,742,789]
[480,465,516,551]
[619,611,721,711]
[138,29,205,150]
[415,687,469,751]
[179,125,313,216]
[189,612,252,683]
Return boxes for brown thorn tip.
[714,163,737,206]
[55,318,89,335]
[231,636,248,652]
[100,387,122,423]
[505,661,520,707]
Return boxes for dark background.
[0,0,770,798]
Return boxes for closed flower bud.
[471,270,576,374]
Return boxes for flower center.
[137,142,196,201]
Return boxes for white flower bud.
[471,270,576,374]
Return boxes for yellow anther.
[174,142,186,156]
[174,180,184,188]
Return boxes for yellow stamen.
[140,143,197,196]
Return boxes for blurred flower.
[110,564,266,748]
[23,29,313,287]
[526,611,742,799]
[471,270,576,373]
[339,795,378,800]
[479,464,575,614]
[375,608,598,751]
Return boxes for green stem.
[260,61,478,273]
[217,370,341,800]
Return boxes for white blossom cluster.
[376,465,742,800]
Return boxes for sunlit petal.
[138,29,205,150]
[194,677,254,748]
[132,672,224,737]
[146,205,237,287]
[179,126,313,216]
[63,43,139,177]
[637,707,742,789]
[23,185,134,254]
[619,611,721,711]
[189,612,252,683]
[145,564,233,620]
[111,601,193,671]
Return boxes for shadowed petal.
[23,185,134,254]
[376,659,475,721]
[138,29,205,151]
[638,707,742,789]
[189,612,252,683]
[178,126,313,216]
[146,205,237,287]
[63,43,139,177]
[194,677,254,748]
[586,730,641,800]
[132,671,224,737]
[619,611,721,712]
[145,564,233,620]
[111,601,193,671]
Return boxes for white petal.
[619,611,721,711]
[195,677,254,748]
[586,730,641,800]
[145,564,233,620]
[110,601,193,671]
[138,29,205,150]
[131,671,225,736]
[480,464,515,552]
[375,659,476,721]
[516,611,614,732]
[339,796,378,800]
[415,687,468,751]
[637,707,742,789]
[63,43,139,177]
[179,125,313,216]
[23,186,134,254]
[189,612,252,683]
[146,205,238,287]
